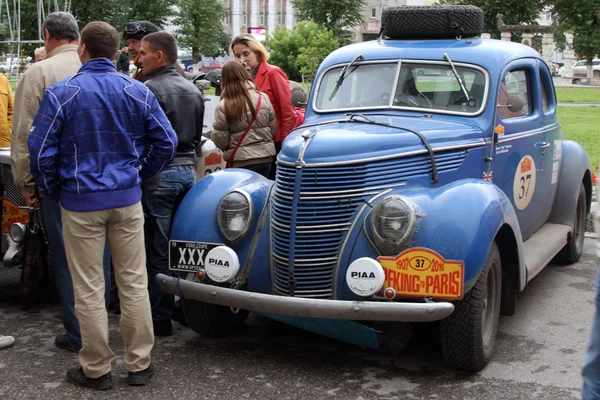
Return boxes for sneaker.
[127,364,154,386]
[153,319,173,337]
[66,367,113,390]
[0,335,15,350]
[55,334,81,353]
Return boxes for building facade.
[222,0,298,39]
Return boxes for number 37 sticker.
[513,155,536,210]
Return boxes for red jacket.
[254,62,299,143]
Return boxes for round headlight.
[370,195,416,255]
[9,222,25,243]
[218,190,252,242]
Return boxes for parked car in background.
[572,59,600,77]
[158,5,591,373]
[198,60,223,73]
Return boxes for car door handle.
[535,141,550,149]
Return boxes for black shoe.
[55,334,81,353]
[153,319,173,337]
[127,364,154,386]
[172,306,188,327]
[66,367,113,390]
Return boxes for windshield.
[314,61,488,115]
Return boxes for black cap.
[123,21,159,41]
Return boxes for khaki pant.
[61,201,154,378]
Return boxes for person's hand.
[23,196,39,206]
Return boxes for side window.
[541,82,548,111]
[539,63,555,112]
[498,69,531,120]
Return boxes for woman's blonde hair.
[230,34,269,63]
[221,60,259,125]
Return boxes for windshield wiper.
[345,113,387,124]
[444,53,469,102]
[329,54,364,101]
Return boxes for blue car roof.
[319,38,543,75]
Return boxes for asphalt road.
[0,237,598,400]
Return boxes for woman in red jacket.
[231,34,302,177]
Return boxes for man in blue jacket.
[28,21,178,390]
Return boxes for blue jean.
[40,196,111,349]
[240,162,271,178]
[583,268,600,399]
[142,165,196,322]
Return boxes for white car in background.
[572,59,600,77]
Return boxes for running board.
[522,223,570,282]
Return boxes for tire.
[594,71,600,78]
[182,298,249,337]
[440,242,501,372]
[382,5,484,40]
[557,182,586,264]
[572,79,580,84]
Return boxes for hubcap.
[482,264,498,347]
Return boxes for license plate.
[169,240,223,272]
[377,248,464,299]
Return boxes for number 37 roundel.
[513,155,536,210]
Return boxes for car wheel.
[572,78,580,84]
[594,71,600,78]
[440,242,501,372]
[557,182,586,264]
[182,298,249,337]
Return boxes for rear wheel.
[440,242,501,371]
[593,71,600,78]
[557,182,586,264]
[182,298,249,337]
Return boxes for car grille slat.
[271,150,467,299]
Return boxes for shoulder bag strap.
[227,94,262,168]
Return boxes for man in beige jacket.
[11,11,111,354]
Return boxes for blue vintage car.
[158,7,591,372]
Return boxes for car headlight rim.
[370,195,416,255]
[217,189,253,243]
[9,222,26,244]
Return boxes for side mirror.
[505,94,524,113]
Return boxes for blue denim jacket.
[28,58,178,212]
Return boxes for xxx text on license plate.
[169,240,223,272]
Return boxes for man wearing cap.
[123,21,186,82]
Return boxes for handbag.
[19,206,48,311]
[226,95,262,168]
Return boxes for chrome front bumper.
[156,274,455,322]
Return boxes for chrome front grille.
[271,150,467,299]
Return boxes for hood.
[279,115,485,165]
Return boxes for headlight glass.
[370,195,416,255]
[9,223,25,243]
[218,190,252,242]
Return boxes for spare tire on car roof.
[382,5,484,40]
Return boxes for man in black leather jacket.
[139,31,205,336]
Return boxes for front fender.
[340,179,525,299]
[549,140,591,227]
[171,169,273,276]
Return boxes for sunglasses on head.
[125,22,147,35]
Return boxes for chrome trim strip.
[279,142,478,168]
[312,58,490,117]
[299,191,386,200]
[299,183,407,196]
[334,203,369,298]
[294,227,351,234]
[157,274,456,322]
[368,189,393,204]
[296,222,351,230]
[496,125,559,144]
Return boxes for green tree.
[441,0,551,39]
[125,0,177,29]
[291,0,365,45]
[173,0,226,65]
[266,21,339,82]
[552,0,600,76]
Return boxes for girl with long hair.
[211,61,277,178]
